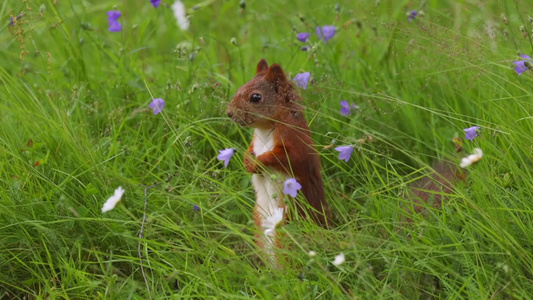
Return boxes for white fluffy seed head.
[332,252,345,266]
[460,148,483,168]
[102,186,125,213]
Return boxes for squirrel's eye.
[250,93,262,103]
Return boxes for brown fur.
[226,59,332,257]
[406,161,465,221]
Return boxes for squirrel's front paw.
[244,153,259,173]
[245,162,258,173]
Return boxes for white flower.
[172,1,190,31]
[332,252,345,266]
[102,186,125,213]
[263,207,284,236]
[460,148,483,168]
[308,250,317,257]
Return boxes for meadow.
[1,0,533,299]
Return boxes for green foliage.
[1,0,533,298]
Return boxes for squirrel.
[226,59,332,263]
[405,160,466,222]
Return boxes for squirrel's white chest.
[253,128,275,156]
[251,128,284,225]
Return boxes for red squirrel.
[226,59,332,261]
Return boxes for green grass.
[2,0,533,298]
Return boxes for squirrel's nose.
[226,110,233,118]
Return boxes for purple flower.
[339,100,358,116]
[293,72,311,89]
[464,126,480,140]
[9,15,22,26]
[297,32,311,43]
[340,101,350,116]
[316,26,336,42]
[301,46,309,51]
[283,178,302,197]
[340,100,358,116]
[335,145,354,162]
[108,21,122,32]
[107,10,122,32]
[149,98,165,114]
[107,10,121,22]
[217,148,235,168]
[513,54,532,76]
[408,10,418,22]
[193,204,200,211]
[150,0,161,8]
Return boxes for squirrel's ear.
[256,59,269,74]
[264,64,287,91]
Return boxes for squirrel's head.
[226,59,297,128]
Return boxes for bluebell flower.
[335,145,354,162]
[297,32,311,43]
[283,178,302,197]
[464,126,479,140]
[217,148,235,168]
[340,100,358,116]
[108,21,122,32]
[107,10,121,22]
[149,98,165,114]
[316,26,336,42]
[293,72,311,89]
[107,10,122,32]
[407,10,418,22]
[513,54,532,76]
